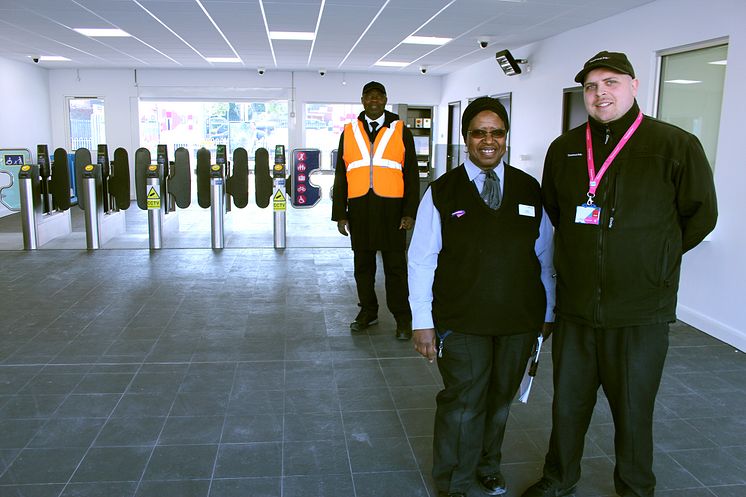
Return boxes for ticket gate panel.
[134,148,152,211]
[290,148,321,208]
[171,147,192,209]
[196,147,211,208]
[109,147,131,210]
[50,148,71,211]
[254,147,272,209]
[229,147,249,208]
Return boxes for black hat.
[574,51,635,83]
[461,97,510,142]
[362,81,386,95]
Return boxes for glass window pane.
[304,103,363,169]
[658,44,727,169]
[69,98,106,151]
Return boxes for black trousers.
[352,249,411,319]
[433,330,535,494]
[542,320,669,497]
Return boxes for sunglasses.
[468,129,507,140]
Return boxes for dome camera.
[319,69,326,76]
[419,65,427,74]
[32,56,40,63]
[257,67,265,75]
[478,39,489,49]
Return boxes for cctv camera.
[319,69,326,76]
[419,66,427,74]
[478,39,489,49]
[32,56,40,63]
[257,67,265,75]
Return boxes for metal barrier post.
[82,164,100,249]
[18,165,39,250]
[146,165,163,250]
[210,164,225,249]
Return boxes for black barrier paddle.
[196,147,211,208]
[109,147,131,210]
[74,148,94,211]
[50,148,71,211]
[134,147,152,211]
[254,147,272,209]
[229,147,249,208]
[171,147,192,209]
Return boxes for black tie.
[369,121,378,136]
[481,170,501,209]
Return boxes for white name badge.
[575,205,601,225]
[518,204,536,217]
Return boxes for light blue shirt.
[408,159,556,330]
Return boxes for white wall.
[0,56,52,217]
[439,0,745,350]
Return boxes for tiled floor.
[1,203,745,496]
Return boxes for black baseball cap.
[362,81,386,95]
[574,51,635,83]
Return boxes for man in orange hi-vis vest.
[332,81,420,340]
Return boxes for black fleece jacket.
[542,101,718,328]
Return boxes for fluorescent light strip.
[195,0,243,64]
[403,35,451,46]
[258,0,277,67]
[205,57,241,63]
[374,61,409,67]
[73,28,131,37]
[307,0,326,66]
[269,31,315,41]
[665,79,702,85]
[709,59,727,65]
[37,56,71,62]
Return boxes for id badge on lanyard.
[575,112,643,226]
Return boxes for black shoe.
[350,311,378,332]
[521,478,576,497]
[479,472,507,495]
[395,317,412,340]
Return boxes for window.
[303,103,364,169]
[657,43,727,169]
[68,97,106,151]
[138,100,288,162]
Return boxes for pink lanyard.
[585,111,643,205]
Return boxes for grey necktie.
[481,169,501,209]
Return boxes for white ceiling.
[0,0,656,76]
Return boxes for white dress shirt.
[407,159,556,330]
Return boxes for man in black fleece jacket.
[522,51,717,497]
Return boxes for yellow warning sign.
[147,186,161,209]
[273,189,286,211]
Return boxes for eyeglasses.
[468,129,507,140]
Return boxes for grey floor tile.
[28,418,106,448]
[343,410,407,439]
[71,446,151,483]
[142,444,218,480]
[135,479,210,497]
[353,470,430,497]
[284,388,340,414]
[283,412,344,442]
[60,481,138,497]
[0,419,47,449]
[0,447,87,484]
[0,483,65,497]
[283,440,350,476]
[159,415,224,445]
[94,417,166,446]
[338,387,394,412]
[668,447,746,486]
[347,436,418,472]
[214,443,282,479]
[283,474,354,497]
[0,395,65,419]
[208,477,280,497]
[53,394,119,418]
[221,415,282,444]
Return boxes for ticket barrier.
[196,144,256,249]
[17,145,72,249]
[134,145,191,249]
[74,145,131,249]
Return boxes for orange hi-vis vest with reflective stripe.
[343,119,406,199]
